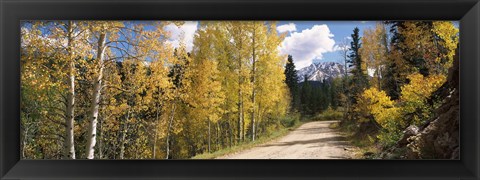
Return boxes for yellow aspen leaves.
[356,88,400,128]
[400,73,446,125]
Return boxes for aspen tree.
[360,22,388,90]
[256,22,289,131]
[228,22,252,142]
[190,23,225,152]
[85,21,123,159]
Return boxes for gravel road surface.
[218,120,352,159]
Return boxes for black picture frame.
[1,0,479,179]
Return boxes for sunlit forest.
[20,21,459,159]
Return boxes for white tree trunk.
[250,25,256,141]
[152,103,160,159]
[238,85,244,142]
[208,119,211,153]
[119,109,130,159]
[21,123,29,159]
[65,21,76,159]
[237,51,244,142]
[166,101,176,159]
[85,33,106,159]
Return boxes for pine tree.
[284,55,299,112]
[300,75,312,115]
[347,27,368,105]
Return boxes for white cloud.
[279,24,336,69]
[331,36,353,52]
[164,21,198,52]
[332,44,349,52]
[276,23,297,33]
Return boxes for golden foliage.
[356,88,400,129]
[400,73,446,125]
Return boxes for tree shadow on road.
[258,136,348,147]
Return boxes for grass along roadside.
[192,119,308,159]
[321,107,377,159]
[330,120,380,159]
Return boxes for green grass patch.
[328,121,340,129]
[337,120,381,159]
[313,107,344,121]
[192,115,307,159]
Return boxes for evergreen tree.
[382,21,410,100]
[330,78,340,109]
[284,55,299,112]
[347,27,368,104]
[382,57,402,100]
[300,75,312,115]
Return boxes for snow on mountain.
[297,62,345,82]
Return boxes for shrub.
[355,87,403,146]
[356,87,401,129]
[279,114,300,128]
[378,132,402,148]
[400,73,446,126]
[316,107,343,120]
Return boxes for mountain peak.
[297,62,345,82]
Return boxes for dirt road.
[218,121,352,159]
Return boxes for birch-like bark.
[340,40,350,120]
[65,21,76,159]
[166,101,176,159]
[238,76,244,141]
[152,102,160,159]
[226,108,232,147]
[85,33,106,159]
[21,123,29,159]
[208,119,211,153]
[237,37,244,142]
[119,109,129,159]
[98,115,103,159]
[216,122,220,149]
[228,121,233,147]
[377,66,382,90]
[250,24,257,141]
